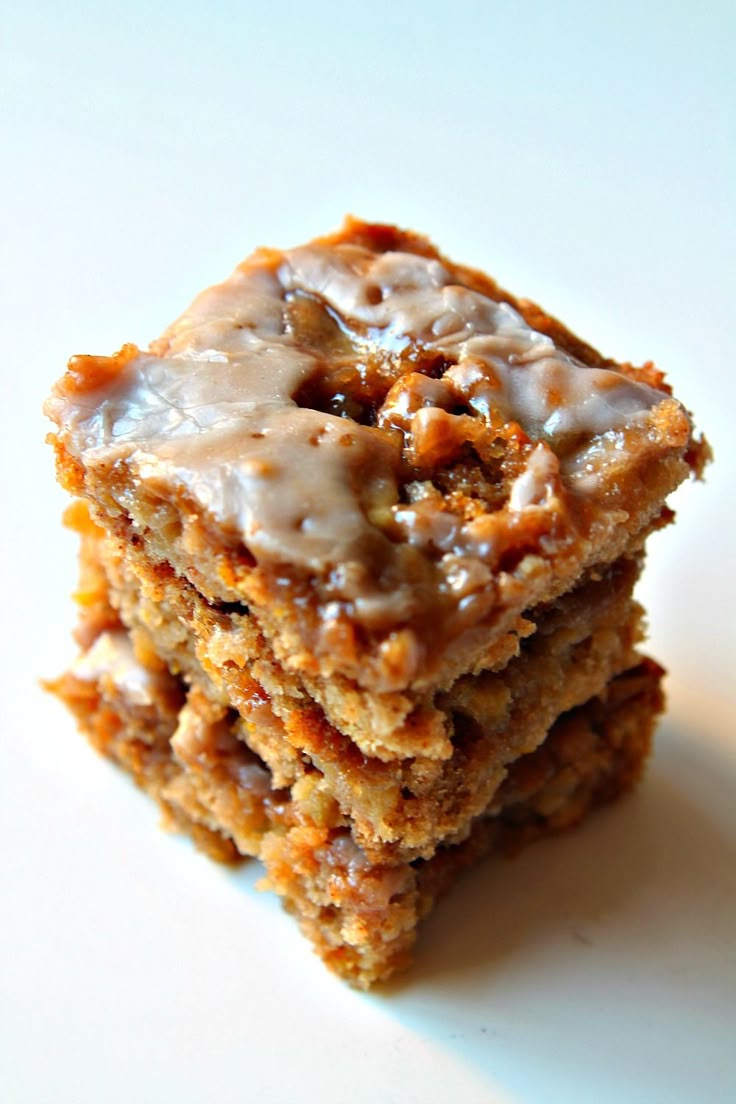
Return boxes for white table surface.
[2,3,734,1102]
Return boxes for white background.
[1,3,734,1102]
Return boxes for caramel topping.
[47,224,674,638]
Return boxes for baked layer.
[46,219,708,722]
[50,625,663,987]
[74,504,646,859]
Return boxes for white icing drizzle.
[49,237,668,591]
[71,630,160,706]
[509,443,560,511]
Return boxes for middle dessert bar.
[72,503,646,860]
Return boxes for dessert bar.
[46,219,708,984]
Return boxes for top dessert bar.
[47,219,708,759]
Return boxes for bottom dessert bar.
[50,622,663,988]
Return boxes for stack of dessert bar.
[46,219,708,986]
